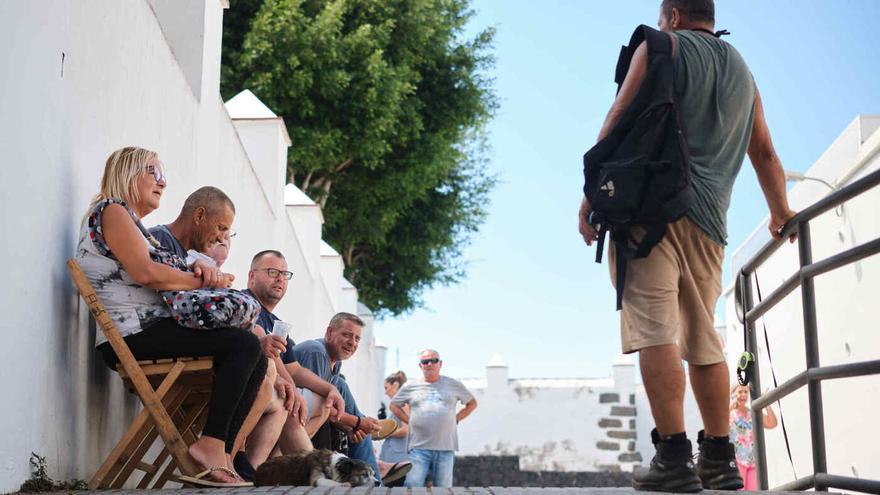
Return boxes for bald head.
[168,186,236,252]
[180,186,235,218]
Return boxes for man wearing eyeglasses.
[389,349,477,487]
[243,250,347,456]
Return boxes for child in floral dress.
[729,384,778,490]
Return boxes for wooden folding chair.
[67,259,214,489]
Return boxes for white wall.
[451,356,641,472]
[0,1,382,490]
[723,116,880,489]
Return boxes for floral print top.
[729,407,754,465]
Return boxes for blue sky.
[374,1,880,382]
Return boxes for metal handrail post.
[743,271,769,490]
[798,221,828,488]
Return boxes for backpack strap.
[615,28,646,87]
[595,224,609,264]
[615,244,627,311]
[615,25,674,90]
[610,225,638,311]
[633,224,668,259]
[611,222,671,311]
[641,25,673,59]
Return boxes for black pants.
[99,318,267,452]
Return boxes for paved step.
[81,487,810,495]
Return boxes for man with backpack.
[579,0,796,491]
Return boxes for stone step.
[83,487,820,495]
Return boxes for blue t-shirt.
[291,338,341,383]
[148,225,187,259]
[242,289,296,363]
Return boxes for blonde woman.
[729,384,778,490]
[76,146,271,486]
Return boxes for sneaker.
[696,430,744,490]
[632,429,703,492]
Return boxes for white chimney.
[613,354,635,391]
[226,89,292,211]
[486,354,509,392]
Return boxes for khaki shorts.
[609,217,725,365]
[298,388,317,416]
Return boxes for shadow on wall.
[454,455,633,487]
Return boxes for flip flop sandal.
[179,466,254,487]
[374,418,398,440]
[381,462,412,484]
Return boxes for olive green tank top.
[672,30,756,245]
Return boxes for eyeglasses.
[420,358,440,365]
[145,165,166,184]
[254,268,293,280]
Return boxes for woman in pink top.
[729,384,778,490]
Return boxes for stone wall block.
[607,430,637,439]
[599,392,620,403]
[598,418,622,428]
[610,405,636,416]
[596,441,620,451]
[618,452,643,463]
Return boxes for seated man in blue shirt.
[244,250,347,453]
[292,313,410,485]
[149,186,237,287]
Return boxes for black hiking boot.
[632,429,703,492]
[696,430,744,490]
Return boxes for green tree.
[222,0,496,316]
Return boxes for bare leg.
[278,415,314,454]
[689,361,730,437]
[245,398,287,468]
[230,360,278,462]
[640,344,686,435]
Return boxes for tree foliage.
[222,0,497,316]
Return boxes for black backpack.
[583,25,694,310]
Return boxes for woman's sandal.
[381,461,412,484]
[374,418,399,440]
[179,466,253,487]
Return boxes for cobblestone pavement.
[74,487,809,495]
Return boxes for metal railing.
[735,166,880,494]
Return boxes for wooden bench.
[68,259,214,488]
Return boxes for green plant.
[18,453,87,493]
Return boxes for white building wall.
[454,356,641,472]
[0,1,381,490]
[722,116,880,488]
